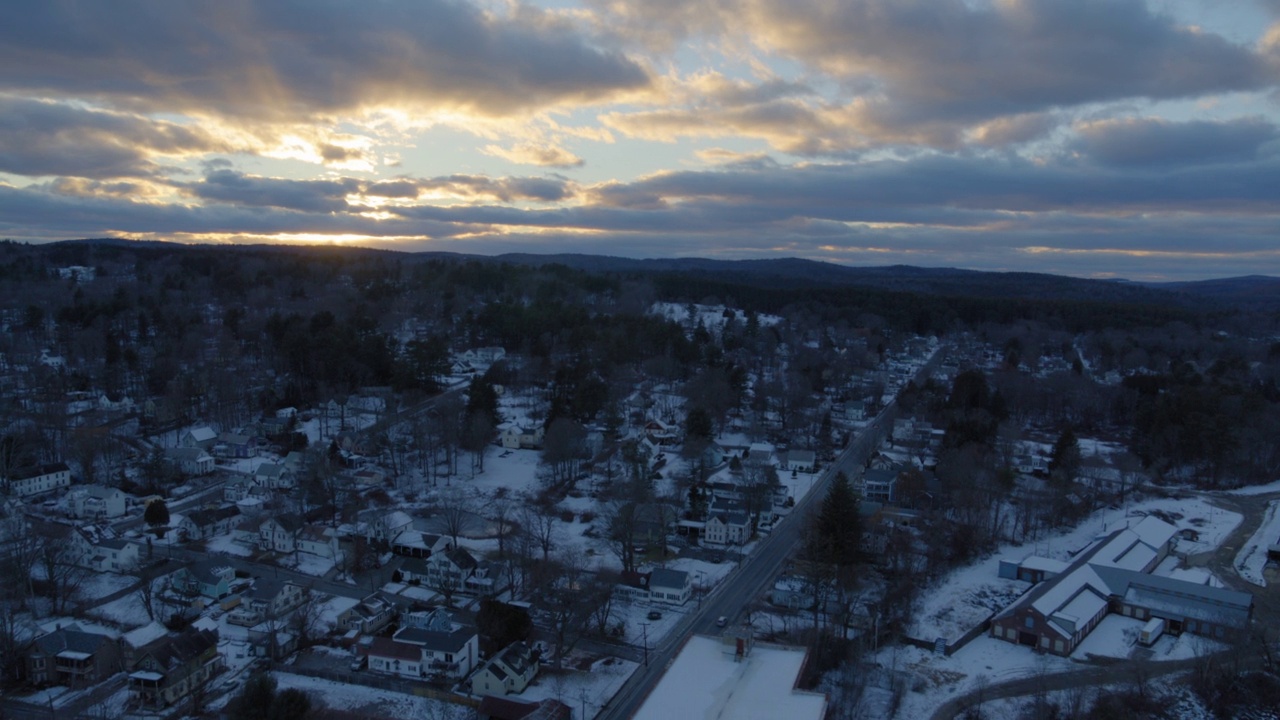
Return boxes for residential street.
[598,347,946,720]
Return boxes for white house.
[471,641,538,696]
[179,426,218,450]
[393,609,480,680]
[784,450,816,473]
[649,568,693,605]
[253,463,294,490]
[69,485,128,519]
[259,514,303,553]
[165,447,214,476]
[499,424,544,450]
[4,462,72,497]
[297,524,341,559]
[358,509,414,543]
[704,511,751,545]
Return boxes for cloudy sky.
[2,0,1280,280]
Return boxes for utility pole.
[639,622,649,667]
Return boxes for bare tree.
[602,501,639,573]
[520,501,559,563]
[541,548,595,669]
[434,488,474,548]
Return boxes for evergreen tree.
[144,498,170,528]
[812,471,861,567]
[1050,426,1082,483]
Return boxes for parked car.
[716,616,728,628]
[647,610,662,621]
[350,655,367,671]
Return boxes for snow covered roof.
[633,636,825,720]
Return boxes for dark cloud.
[0,0,650,120]
[593,0,1275,145]
[191,170,360,213]
[0,97,225,178]
[184,170,576,211]
[1071,117,1279,167]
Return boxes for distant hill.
[493,253,1197,308]
[38,239,1280,312]
[1142,275,1280,311]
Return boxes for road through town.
[600,348,946,719]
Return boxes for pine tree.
[144,498,170,528]
[814,471,861,567]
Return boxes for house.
[259,514,304,553]
[860,467,899,504]
[649,568,693,606]
[172,561,235,602]
[24,624,122,688]
[843,401,866,422]
[990,516,1253,656]
[392,530,452,558]
[745,442,775,467]
[92,536,141,572]
[499,424,544,450]
[228,577,305,626]
[461,347,506,366]
[165,447,214,476]
[424,547,479,593]
[476,697,572,720]
[365,636,425,679]
[179,505,241,541]
[338,594,395,635]
[68,485,128,519]
[392,609,480,680]
[704,510,751,545]
[179,426,218,450]
[471,641,539,696]
[222,475,266,503]
[127,627,221,707]
[215,432,254,459]
[359,509,414,544]
[784,450,817,473]
[297,524,340,558]
[615,570,652,602]
[253,463,294,490]
[3,462,72,497]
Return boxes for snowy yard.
[518,654,639,719]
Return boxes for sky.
[2,0,1280,281]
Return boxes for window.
[1024,617,1034,629]
[1054,640,1064,653]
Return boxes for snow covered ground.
[518,654,639,719]
[909,494,1241,643]
[887,490,1245,719]
[269,671,471,718]
[1234,499,1280,587]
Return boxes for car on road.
[647,610,662,621]
[716,616,728,628]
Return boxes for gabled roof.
[136,627,218,671]
[393,625,476,653]
[32,624,112,657]
[444,547,477,571]
[185,426,217,442]
[366,636,421,661]
[650,568,689,591]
